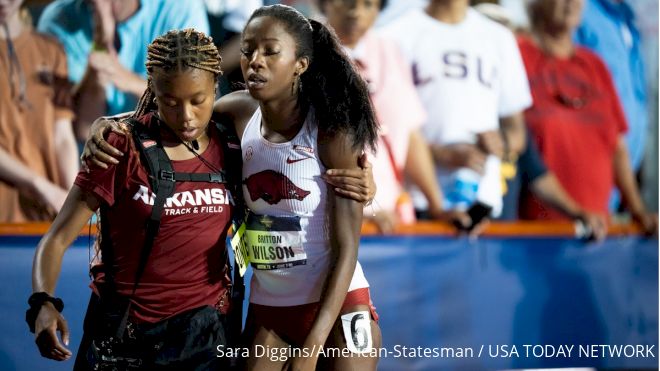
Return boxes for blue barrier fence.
[0,232,657,370]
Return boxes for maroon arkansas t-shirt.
[75,114,233,323]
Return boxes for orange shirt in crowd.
[0,30,74,222]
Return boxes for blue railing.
[0,223,657,371]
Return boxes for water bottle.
[444,168,481,211]
[476,155,503,218]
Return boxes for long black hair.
[246,5,378,153]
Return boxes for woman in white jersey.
[230,5,381,370]
[82,5,382,370]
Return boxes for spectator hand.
[436,143,487,174]
[34,303,71,361]
[632,211,658,237]
[28,177,68,213]
[576,211,608,242]
[431,208,488,237]
[477,130,505,159]
[368,211,398,234]
[80,117,127,171]
[87,52,146,95]
[322,153,376,204]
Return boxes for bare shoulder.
[213,90,258,138]
[214,90,257,113]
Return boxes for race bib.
[245,212,307,270]
[230,222,249,277]
[341,311,373,354]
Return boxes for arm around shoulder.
[213,90,258,139]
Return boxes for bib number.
[341,311,373,354]
[245,212,307,270]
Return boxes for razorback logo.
[244,170,310,205]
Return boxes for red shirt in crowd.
[517,36,627,220]
[75,113,233,323]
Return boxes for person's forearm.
[32,235,68,294]
[0,146,42,190]
[531,172,583,219]
[614,137,646,216]
[429,143,449,167]
[54,119,79,189]
[500,113,526,159]
[405,131,443,212]
[73,70,107,142]
[33,187,96,293]
[311,133,363,349]
[116,72,147,98]
[306,196,361,348]
[431,143,452,168]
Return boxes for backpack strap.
[97,115,242,340]
[111,117,228,338]
[213,119,246,351]
[214,120,244,221]
[129,118,177,291]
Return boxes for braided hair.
[133,28,223,119]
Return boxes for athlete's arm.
[323,153,376,203]
[82,93,375,202]
[213,92,376,203]
[80,113,132,169]
[212,90,258,139]
[297,130,363,369]
[32,186,100,361]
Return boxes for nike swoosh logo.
[286,157,311,164]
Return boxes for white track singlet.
[241,107,369,307]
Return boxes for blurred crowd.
[0,0,657,237]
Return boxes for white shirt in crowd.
[381,8,532,215]
[204,0,263,33]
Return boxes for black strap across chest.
[97,114,245,339]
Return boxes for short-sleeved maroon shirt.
[75,113,233,323]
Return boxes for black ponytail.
[247,5,378,153]
[304,19,377,152]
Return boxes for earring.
[152,97,157,104]
[292,72,302,95]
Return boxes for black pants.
[73,294,228,371]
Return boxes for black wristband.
[26,292,64,333]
